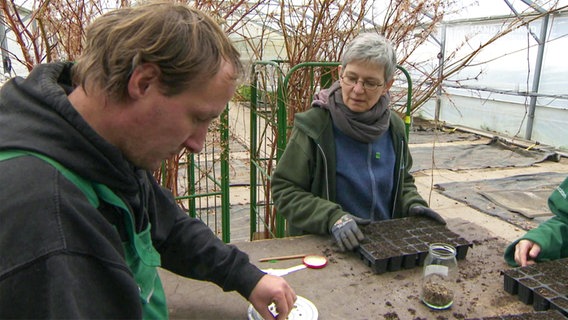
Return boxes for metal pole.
[435,25,446,122]
[396,65,413,140]
[249,65,259,241]
[504,0,548,140]
[220,105,230,243]
[0,12,10,75]
[525,13,549,140]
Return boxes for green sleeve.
[271,128,347,236]
[390,115,428,216]
[504,216,568,266]
[504,177,568,266]
[399,140,428,212]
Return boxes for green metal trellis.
[162,106,231,243]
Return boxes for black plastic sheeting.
[408,130,480,145]
[410,138,558,173]
[434,172,566,231]
[406,129,562,230]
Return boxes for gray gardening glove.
[331,214,370,251]
[409,205,446,225]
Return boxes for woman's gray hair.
[341,32,397,81]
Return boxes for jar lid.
[247,295,319,320]
[303,255,327,269]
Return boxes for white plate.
[247,295,318,320]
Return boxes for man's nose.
[183,125,209,153]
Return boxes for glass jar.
[421,243,458,310]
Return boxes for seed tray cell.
[502,257,568,316]
[357,216,473,274]
[533,286,556,311]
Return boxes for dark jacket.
[0,62,264,318]
[504,176,568,266]
[271,107,427,236]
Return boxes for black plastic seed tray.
[465,309,567,319]
[502,257,568,316]
[357,216,473,274]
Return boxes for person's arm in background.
[505,215,568,267]
[504,177,568,267]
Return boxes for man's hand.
[249,274,296,320]
[514,239,541,267]
[331,214,368,251]
[409,206,446,225]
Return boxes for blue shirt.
[334,125,395,220]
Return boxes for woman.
[271,32,445,252]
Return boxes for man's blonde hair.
[72,1,242,102]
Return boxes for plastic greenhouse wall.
[415,12,568,151]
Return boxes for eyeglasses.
[340,75,384,91]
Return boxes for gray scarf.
[312,81,390,143]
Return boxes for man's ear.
[128,63,160,99]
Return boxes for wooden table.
[160,218,535,319]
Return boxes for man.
[504,176,568,267]
[0,2,295,319]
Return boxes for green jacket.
[271,107,427,236]
[504,176,568,266]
